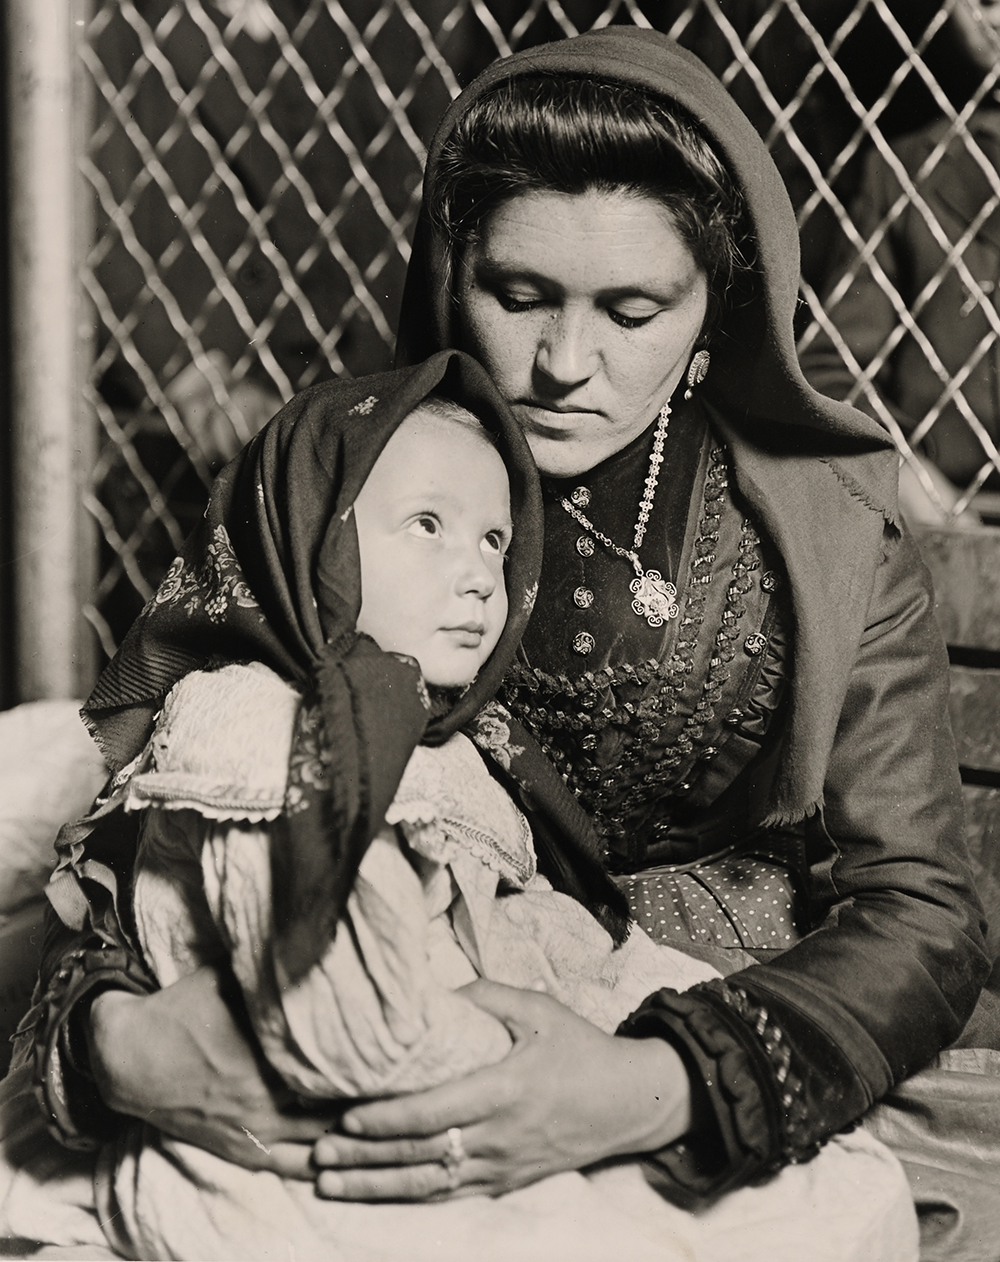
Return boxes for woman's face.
[457,188,709,478]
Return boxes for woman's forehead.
[469,188,706,295]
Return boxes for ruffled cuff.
[24,939,156,1151]
[616,979,821,1208]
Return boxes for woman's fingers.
[337,1063,514,1141]
[458,977,551,1032]
[315,1128,489,1200]
[269,1111,342,1143]
[260,1142,318,1180]
[314,1132,453,1168]
[316,1161,466,1202]
[313,988,692,1202]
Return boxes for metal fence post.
[6,0,95,701]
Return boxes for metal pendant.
[630,569,679,627]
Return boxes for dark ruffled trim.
[738,611,789,739]
[617,977,822,1206]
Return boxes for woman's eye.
[495,289,542,313]
[408,515,441,538]
[607,307,659,330]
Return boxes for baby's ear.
[316,501,362,640]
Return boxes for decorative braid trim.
[709,982,818,1167]
[633,507,761,793]
[439,814,537,888]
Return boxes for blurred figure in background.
[800,0,1000,526]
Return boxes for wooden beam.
[6,0,95,699]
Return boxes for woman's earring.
[684,349,711,400]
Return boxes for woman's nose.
[534,309,595,388]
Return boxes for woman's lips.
[517,400,601,414]
[514,402,602,433]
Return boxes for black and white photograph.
[1,2,1000,1258]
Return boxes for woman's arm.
[623,527,989,1201]
[30,809,333,1172]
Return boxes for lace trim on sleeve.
[387,734,536,888]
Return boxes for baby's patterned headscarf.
[83,350,627,979]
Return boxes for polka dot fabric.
[619,855,800,950]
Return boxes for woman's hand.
[87,966,333,1178]
[312,979,692,1201]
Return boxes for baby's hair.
[408,394,499,448]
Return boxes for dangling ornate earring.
[684,349,711,400]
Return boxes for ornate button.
[702,746,718,759]
[576,535,595,558]
[744,632,768,656]
[570,486,591,508]
[724,708,743,726]
[573,586,594,609]
[760,570,778,593]
[581,733,599,751]
[572,631,595,656]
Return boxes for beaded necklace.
[558,403,679,628]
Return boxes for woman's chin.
[527,434,605,479]
[522,420,648,479]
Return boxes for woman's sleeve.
[618,529,990,1205]
[17,809,157,1152]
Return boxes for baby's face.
[353,410,512,687]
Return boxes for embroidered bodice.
[501,403,791,872]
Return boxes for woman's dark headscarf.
[83,350,627,980]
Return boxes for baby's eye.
[481,530,508,556]
[408,514,441,538]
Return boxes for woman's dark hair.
[432,73,755,335]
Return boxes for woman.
[20,25,992,1246]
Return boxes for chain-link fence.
[79,0,1000,659]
